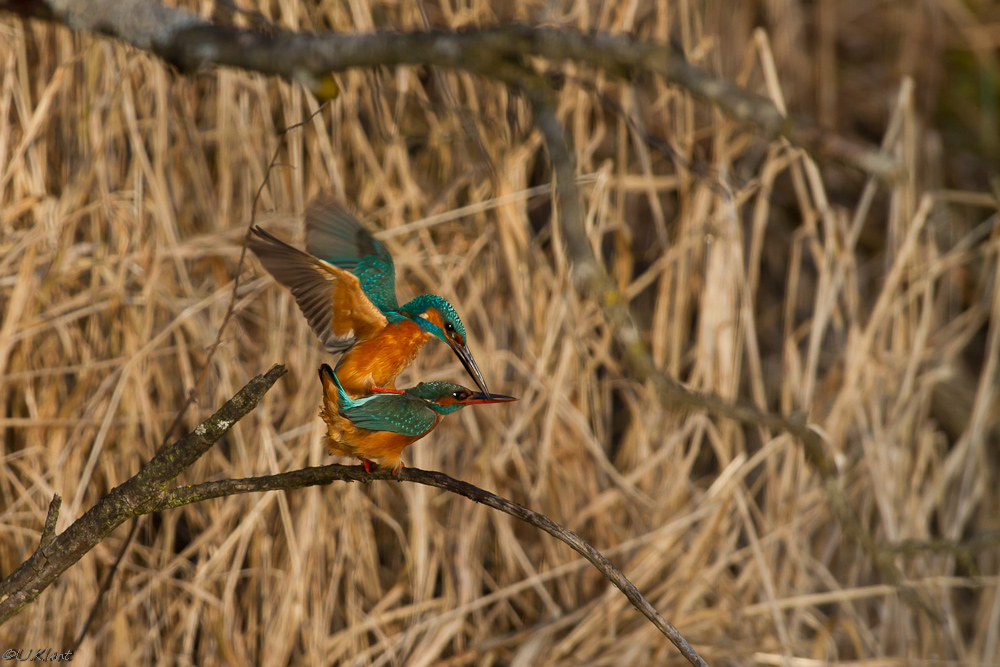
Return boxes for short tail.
[318,363,351,408]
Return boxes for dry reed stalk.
[1,0,999,665]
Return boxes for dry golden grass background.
[2,0,999,665]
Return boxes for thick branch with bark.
[0,365,287,625]
[1,0,896,178]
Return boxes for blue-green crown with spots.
[399,294,467,341]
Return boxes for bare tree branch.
[0,0,897,178]
[151,465,708,667]
[476,28,934,623]
[0,365,287,626]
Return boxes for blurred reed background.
[1,0,998,664]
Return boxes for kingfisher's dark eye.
[445,322,455,332]
[452,391,463,400]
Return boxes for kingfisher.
[249,195,491,398]
[318,364,516,473]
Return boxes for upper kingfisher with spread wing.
[248,195,491,399]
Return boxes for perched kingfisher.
[318,364,516,473]
[249,195,492,398]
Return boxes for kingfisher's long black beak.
[449,340,492,397]
[462,392,517,405]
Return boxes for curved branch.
[151,465,708,667]
[2,0,896,178]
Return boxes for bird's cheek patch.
[419,308,445,330]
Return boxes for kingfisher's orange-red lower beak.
[461,392,517,405]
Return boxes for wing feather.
[341,394,438,437]
[304,195,400,313]
[249,226,388,353]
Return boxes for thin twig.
[887,532,1000,577]
[535,80,936,617]
[889,532,1000,556]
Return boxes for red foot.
[391,461,405,476]
[369,386,405,395]
[362,459,374,473]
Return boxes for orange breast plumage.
[334,319,431,398]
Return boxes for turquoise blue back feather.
[328,370,466,436]
[344,398,438,437]
[305,196,400,313]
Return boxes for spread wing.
[304,195,400,314]
[249,226,388,353]
[341,394,438,437]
